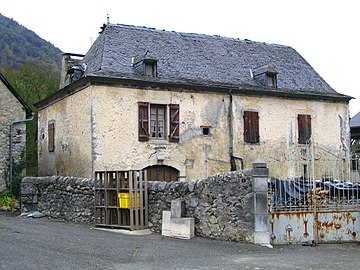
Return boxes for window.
[251,65,277,88]
[267,73,277,88]
[138,103,179,142]
[150,105,166,139]
[298,114,311,144]
[243,111,259,143]
[48,122,55,152]
[144,61,157,77]
[201,126,211,136]
[132,52,158,78]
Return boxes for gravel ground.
[0,211,359,270]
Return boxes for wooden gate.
[94,170,148,230]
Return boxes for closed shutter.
[169,104,180,142]
[244,111,259,143]
[138,102,149,141]
[48,122,55,152]
[298,114,311,144]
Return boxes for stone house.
[35,24,352,181]
[0,73,32,192]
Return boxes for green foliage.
[10,154,26,198]
[0,13,61,183]
[1,62,60,179]
[0,190,17,212]
[0,13,62,72]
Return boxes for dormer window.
[251,64,277,89]
[144,60,157,77]
[266,72,277,88]
[132,51,158,78]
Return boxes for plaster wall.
[37,87,93,177]
[231,95,350,178]
[91,86,231,180]
[0,80,27,191]
[37,84,350,181]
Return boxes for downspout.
[229,90,236,171]
[9,112,35,195]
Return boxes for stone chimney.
[60,53,85,89]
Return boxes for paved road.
[0,211,359,270]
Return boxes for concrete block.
[170,218,195,239]
[161,211,171,237]
[254,215,269,231]
[254,193,268,215]
[171,199,185,218]
[252,177,268,192]
[254,231,270,245]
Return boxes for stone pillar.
[252,160,270,245]
[21,177,38,212]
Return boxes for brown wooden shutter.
[48,122,55,152]
[138,102,149,141]
[244,111,259,143]
[298,114,311,144]
[169,104,180,142]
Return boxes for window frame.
[150,104,167,140]
[266,72,277,88]
[143,60,157,77]
[201,126,212,137]
[243,111,259,144]
[138,103,179,143]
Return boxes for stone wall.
[0,79,27,192]
[21,170,256,242]
[148,171,254,242]
[21,176,94,223]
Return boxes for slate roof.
[36,24,352,110]
[350,112,360,128]
[79,23,350,100]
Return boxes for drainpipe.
[228,90,236,171]
[9,112,35,195]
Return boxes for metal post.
[311,140,318,245]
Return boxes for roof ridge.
[109,23,290,48]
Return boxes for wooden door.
[146,165,179,182]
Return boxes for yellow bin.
[118,192,140,208]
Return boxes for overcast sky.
[1,0,359,116]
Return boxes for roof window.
[132,51,158,78]
[251,64,277,88]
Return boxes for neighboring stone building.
[350,112,360,142]
[0,73,32,192]
[350,112,360,159]
[35,24,352,181]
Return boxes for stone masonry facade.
[0,78,28,192]
[21,171,256,242]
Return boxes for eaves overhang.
[0,72,33,115]
[34,75,353,110]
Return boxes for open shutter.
[138,102,149,141]
[298,114,311,144]
[169,104,180,142]
[244,111,259,143]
